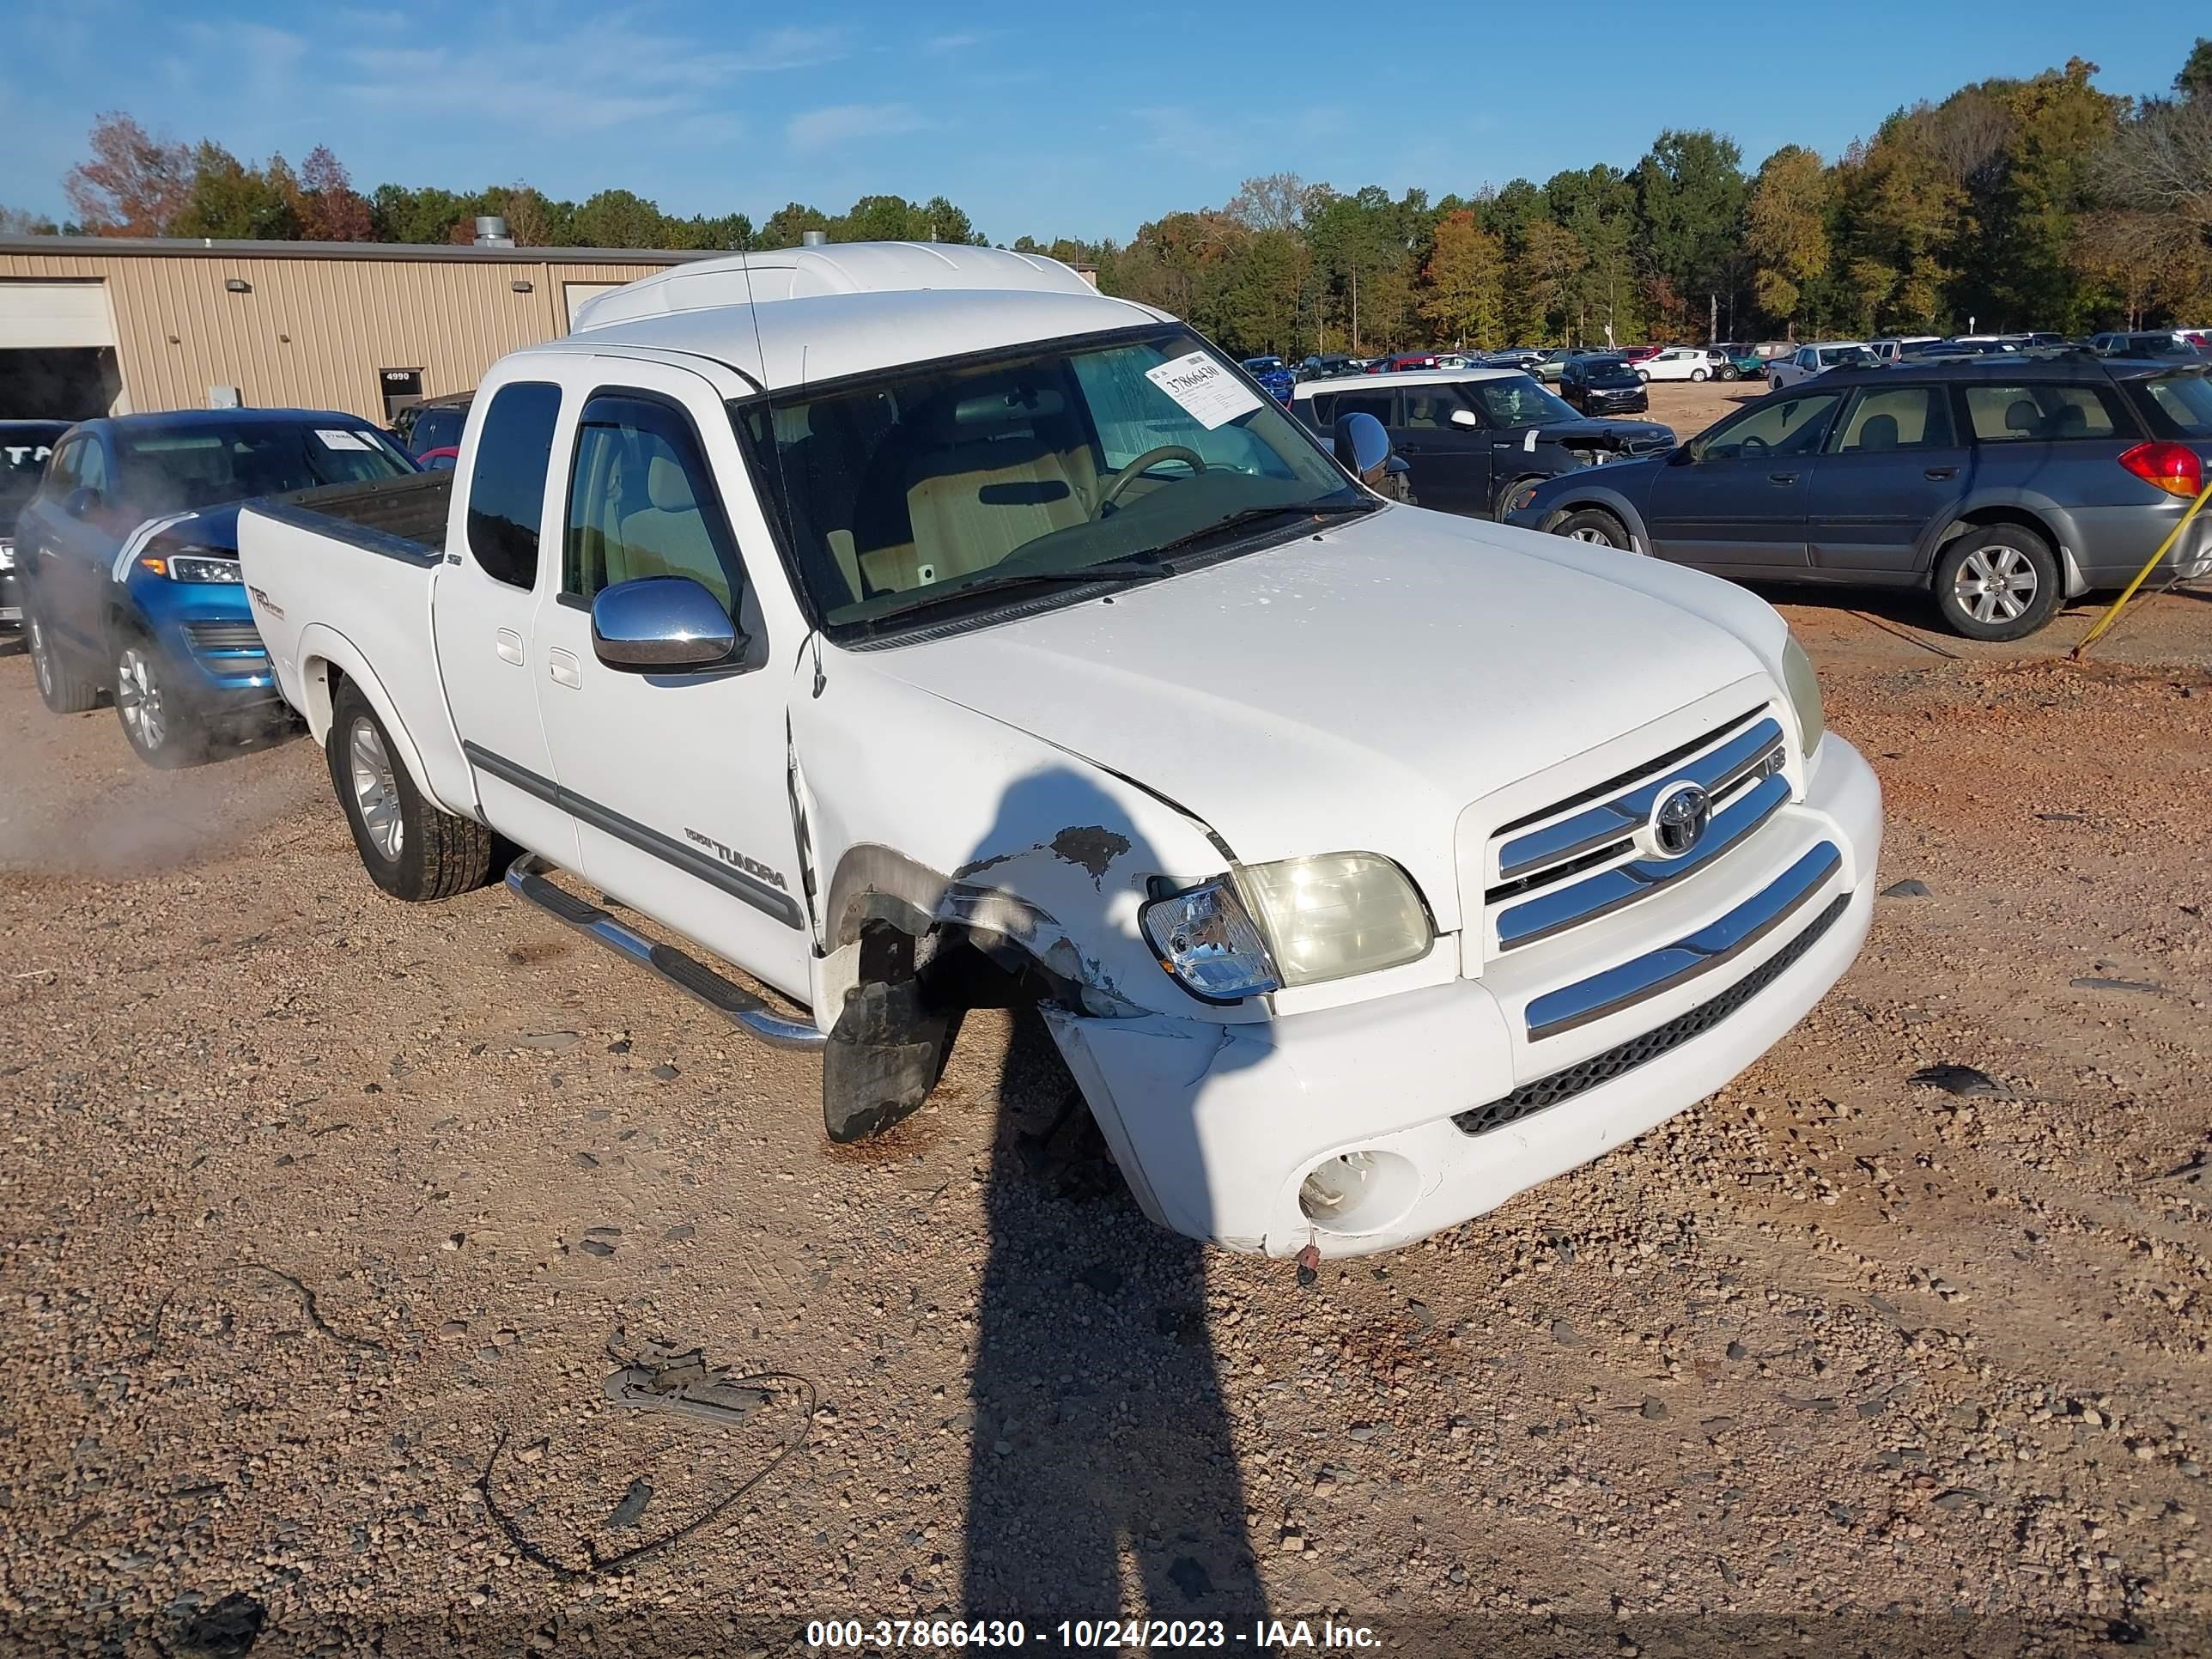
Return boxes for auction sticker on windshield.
[316,428,373,451]
[1145,350,1265,429]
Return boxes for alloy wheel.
[1567,527,1614,544]
[115,644,167,753]
[1954,544,2039,624]
[348,716,404,860]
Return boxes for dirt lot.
[4,512,2212,1654]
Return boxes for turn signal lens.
[2118,441,2204,499]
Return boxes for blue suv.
[16,410,416,765]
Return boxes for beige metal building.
[0,234,708,426]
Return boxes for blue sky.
[4,1,2202,244]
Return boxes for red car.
[1364,353,1441,374]
[1616,344,1663,364]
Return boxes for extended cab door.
[430,378,580,865]
[529,361,813,1003]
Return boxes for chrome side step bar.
[504,854,826,1051]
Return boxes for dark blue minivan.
[15,409,416,764]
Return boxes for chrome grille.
[1486,708,1789,951]
[1454,890,1848,1139]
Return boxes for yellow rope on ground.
[2070,478,2212,659]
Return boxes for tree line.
[7,40,2209,360]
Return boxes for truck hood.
[853,507,1775,929]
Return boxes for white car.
[1638,346,1726,383]
[1765,341,1881,389]
[238,241,1880,1259]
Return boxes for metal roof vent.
[800,229,828,247]
[474,216,514,247]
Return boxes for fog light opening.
[1300,1152,1378,1221]
[1297,1148,1421,1236]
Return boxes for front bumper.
[136,582,279,708]
[1047,732,1881,1257]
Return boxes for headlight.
[0,539,15,570]
[1782,633,1825,757]
[138,550,243,584]
[1141,853,1432,1001]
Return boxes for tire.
[327,681,494,901]
[1636,368,1652,382]
[113,632,207,769]
[1717,365,1739,382]
[1933,526,2063,641]
[1494,476,1546,520]
[27,607,99,714]
[1552,507,1637,550]
[1768,374,1785,392]
[1691,368,1709,382]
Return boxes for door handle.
[1923,466,1958,480]
[495,629,524,665]
[548,647,581,690]
[1767,472,1797,485]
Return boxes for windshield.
[1818,347,1878,368]
[2136,371,2212,438]
[2,430,64,532]
[118,421,414,514]
[737,326,1367,639]
[1469,376,1583,427]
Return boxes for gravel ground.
[3,550,2210,1656]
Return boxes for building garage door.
[0,280,125,419]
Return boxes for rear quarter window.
[465,382,563,588]
[2130,373,2212,440]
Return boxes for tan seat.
[615,453,729,608]
[883,390,1096,592]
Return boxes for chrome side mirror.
[590,575,740,672]
[1333,411,1391,483]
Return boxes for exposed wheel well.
[1936,505,2058,551]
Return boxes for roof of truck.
[556,241,1167,392]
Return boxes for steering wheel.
[1738,434,1770,455]
[1097,446,1207,517]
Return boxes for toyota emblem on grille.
[1647,781,1711,859]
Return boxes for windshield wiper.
[1141,498,1377,562]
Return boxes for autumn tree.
[64,112,191,235]
[1419,210,1504,349]
[1747,146,1832,329]
[295,147,371,241]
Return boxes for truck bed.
[238,471,477,820]
[254,471,452,564]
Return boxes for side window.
[1401,387,1469,429]
[47,440,84,495]
[1829,386,1955,453]
[564,392,740,614]
[1698,392,1843,461]
[75,441,109,495]
[1324,390,1395,428]
[1964,383,2122,444]
[465,381,562,588]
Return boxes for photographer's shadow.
[955,769,1270,1627]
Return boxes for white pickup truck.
[238,242,1881,1258]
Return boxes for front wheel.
[114,634,205,769]
[1768,374,1785,392]
[1933,527,2062,641]
[1553,507,1637,550]
[327,681,494,901]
